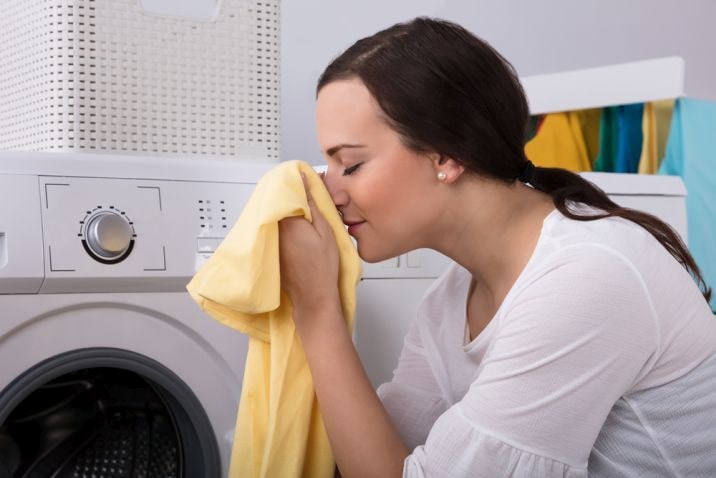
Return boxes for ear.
[429,153,465,183]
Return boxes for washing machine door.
[0,347,221,478]
[0,292,250,478]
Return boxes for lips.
[343,220,365,236]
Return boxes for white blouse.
[377,208,716,477]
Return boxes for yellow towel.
[576,108,602,168]
[187,160,362,477]
[638,99,675,174]
[524,111,593,172]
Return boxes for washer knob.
[85,212,133,259]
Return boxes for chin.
[360,255,385,264]
[356,244,396,264]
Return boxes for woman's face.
[316,78,442,262]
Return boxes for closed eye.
[343,163,363,176]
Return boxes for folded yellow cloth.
[638,99,675,174]
[187,160,362,477]
[524,111,594,172]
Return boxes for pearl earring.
[437,171,447,181]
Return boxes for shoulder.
[530,207,678,288]
[498,225,661,368]
[543,205,657,250]
[515,221,658,317]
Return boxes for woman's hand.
[280,173,408,477]
[279,173,342,329]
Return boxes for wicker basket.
[0,0,280,160]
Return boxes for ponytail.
[529,166,712,304]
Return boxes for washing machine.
[0,151,274,477]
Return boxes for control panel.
[193,194,239,273]
[38,176,255,293]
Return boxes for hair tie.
[518,160,535,184]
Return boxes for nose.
[323,166,349,209]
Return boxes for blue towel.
[615,103,644,173]
[659,98,716,310]
[594,103,644,173]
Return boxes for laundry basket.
[0,0,280,161]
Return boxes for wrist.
[291,295,346,341]
[289,285,341,317]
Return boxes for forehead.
[316,78,375,114]
[315,79,388,144]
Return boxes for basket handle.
[137,0,226,22]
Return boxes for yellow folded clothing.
[525,111,594,172]
[187,160,362,477]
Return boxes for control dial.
[81,210,135,264]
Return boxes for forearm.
[294,301,409,478]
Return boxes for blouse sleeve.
[403,244,659,477]
[377,314,449,451]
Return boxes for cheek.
[354,151,431,220]
[359,176,402,216]
[363,179,423,233]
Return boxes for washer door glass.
[0,348,220,478]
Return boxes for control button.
[197,238,217,253]
[85,212,132,259]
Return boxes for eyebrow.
[325,143,366,157]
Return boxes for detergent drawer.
[0,174,44,294]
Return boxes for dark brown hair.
[317,17,711,303]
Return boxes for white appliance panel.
[38,176,255,293]
[0,175,44,293]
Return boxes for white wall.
[281,0,716,163]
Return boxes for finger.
[310,202,335,239]
[301,172,320,216]
[300,172,316,206]
[300,173,334,238]
[278,215,303,234]
[297,173,324,235]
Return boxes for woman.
[279,17,716,477]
